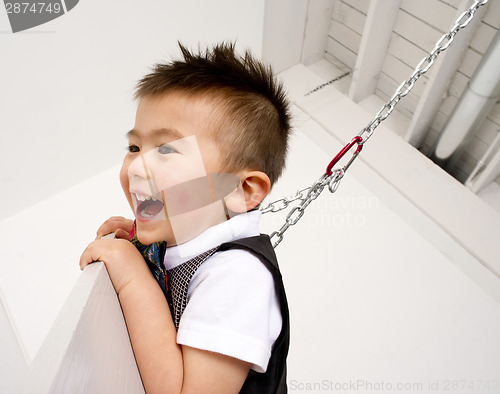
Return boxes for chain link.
[260,186,310,214]
[266,174,329,247]
[261,0,489,248]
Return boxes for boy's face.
[120,92,246,246]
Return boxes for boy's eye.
[128,144,140,153]
[158,145,177,155]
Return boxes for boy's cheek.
[119,162,128,189]
[162,178,210,216]
[119,165,134,209]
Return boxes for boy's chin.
[135,224,170,245]
[137,234,155,245]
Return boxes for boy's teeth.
[135,194,160,202]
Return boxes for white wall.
[262,0,308,73]
[262,0,336,73]
[0,0,265,222]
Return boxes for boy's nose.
[127,154,150,179]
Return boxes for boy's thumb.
[115,229,129,239]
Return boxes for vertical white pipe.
[429,28,500,169]
[404,0,486,148]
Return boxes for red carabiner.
[326,136,363,176]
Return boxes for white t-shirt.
[163,210,282,373]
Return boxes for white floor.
[1,62,500,393]
[262,129,500,393]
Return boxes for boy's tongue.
[139,199,164,218]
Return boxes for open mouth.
[132,193,165,220]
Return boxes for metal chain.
[261,0,489,248]
[260,186,311,214]
[304,71,350,96]
[265,174,330,247]
[357,0,488,145]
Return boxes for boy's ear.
[225,171,271,212]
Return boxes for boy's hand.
[80,238,150,295]
[95,216,134,240]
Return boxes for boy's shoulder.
[189,235,277,291]
[217,234,278,269]
[202,235,276,276]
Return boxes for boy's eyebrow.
[127,127,185,141]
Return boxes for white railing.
[1,293,28,394]
[15,262,144,394]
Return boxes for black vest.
[217,235,289,394]
[166,234,289,393]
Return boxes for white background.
[0,0,266,221]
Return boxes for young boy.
[80,42,291,394]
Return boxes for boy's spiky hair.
[135,42,291,185]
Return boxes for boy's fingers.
[79,241,103,270]
[79,248,94,270]
[96,216,132,239]
[95,217,121,238]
